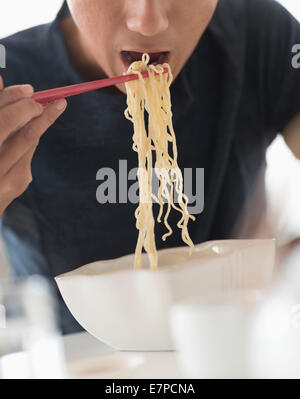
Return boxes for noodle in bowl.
[55,239,275,351]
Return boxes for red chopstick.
[32,67,169,104]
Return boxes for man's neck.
[59,16,107,82]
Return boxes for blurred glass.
[250,250,300,378]
[0,275,66,378]
[170,290,264,379]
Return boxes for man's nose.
[126,0,169,37]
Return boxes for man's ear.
[283,112,300,159]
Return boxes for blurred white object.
[56,239,275,351]
[0,276,66,379]
[278,0,300,21]
[170,291,263,379]
[266,135,300,245]
[0,0,63,38]
[250,261,300,379]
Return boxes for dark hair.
[57,1,71,20]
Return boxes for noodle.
[124,53,195,270]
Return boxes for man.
[0,0,299,333]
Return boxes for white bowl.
[55,239,275,351]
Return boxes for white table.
[63,332,184,379]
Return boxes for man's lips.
[120,50,170,70]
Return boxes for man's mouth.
[120,50,170,70]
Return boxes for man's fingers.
[19,144,37,175]
[0,81,67,214]
[0,98,44,145]
[0,131,37,179]
[22,98,67,141]
[0,84,34,109]
[0,98,67,177]
[0,144,36,204]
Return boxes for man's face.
[66,0,218,93]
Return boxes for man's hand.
[0,75,67,217]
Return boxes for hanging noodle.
[124,53,195,270]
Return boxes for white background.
[0,0,299,277]
[278,0,300,20]
[0,0,63,39]
[0,0,299,39]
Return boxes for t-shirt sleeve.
[247,0,300,133]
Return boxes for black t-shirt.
[0,0,299,333]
